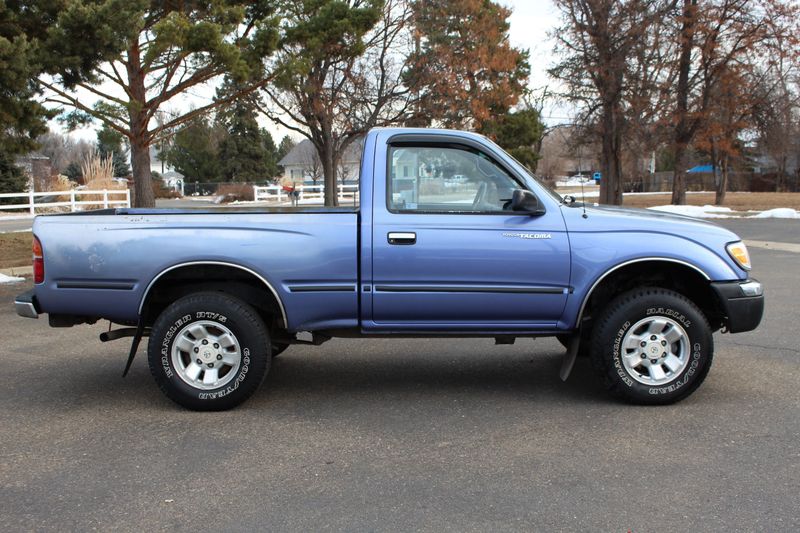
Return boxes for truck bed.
[33,210,359,331]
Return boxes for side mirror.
[510,189,545,215]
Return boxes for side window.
[388,145,521,213]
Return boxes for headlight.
[726,241,751,270]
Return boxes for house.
[278,138,362,185]
[15,155,53,191]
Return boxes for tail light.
[33,236,44,284]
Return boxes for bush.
[153,179,181,199]
[217,182,255,203]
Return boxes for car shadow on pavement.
[6,343,613,412]
[251,345,609,409]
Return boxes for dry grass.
[557,186,800,211]
[621,192,800,211]
[0,232,32,269]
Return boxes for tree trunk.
[126,41,155,208]
[671,0,696,206]
[320,142,339,207]
[599,100,623,205]
[672,143,688,205]
[776,156,787,192]
[715,153,728,205]
[130,137,154,208]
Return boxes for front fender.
[559,231,742,330]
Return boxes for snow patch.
[647,204,733,218]
[749,208,800,219]
[0,273,25,284]
[556,176,595,187]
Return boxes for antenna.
[580,175,588,219]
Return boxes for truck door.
[367,135,571,332]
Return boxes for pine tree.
[0,153,29,199]
[97,125,130,177]
[162,118,222,183]
[217,100,272,183]
[0,2,51,193]
[482,108,545,172]
[405,0,530,131]
[39,2,281,207]
[276,136,296,163]
[262,130,281,179]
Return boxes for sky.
[53,0,565,144]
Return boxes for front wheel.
[147,292,270,411]
[589,288,713,405]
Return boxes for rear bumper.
[14,289,39,319]
[710,279,764,333]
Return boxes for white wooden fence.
[253,184,359,204]
[0,189,131,214]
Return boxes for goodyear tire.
[590,288,713,405]
[147,292,270,411]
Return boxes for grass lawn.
[555,188,800,211]
[621,192,800,211]
[0,231,32,269]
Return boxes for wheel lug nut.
[661,340,667,346]
[213,343,219,349]
[640,341,647,347]
[193,347,199,353]
[650,359,658,364]
[216,354,222,360]
[662,352,667,357]
[206,363,214,368]
[650,335,657,341]
[641,354,646,359]
[202,340,208,345]
[196,358,202,364]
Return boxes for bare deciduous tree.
[551,0,675,205]
[260,0,415,206]
[667,0,800,204]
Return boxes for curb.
[0,265,32,277]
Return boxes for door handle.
[387,232,416,245]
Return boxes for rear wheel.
[590,287,713,405]
[147,292,270,410]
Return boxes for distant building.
[537,125,600,180]
[278,138,362,185]
[15,155,53,191]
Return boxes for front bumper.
[710,279,764,333]
[14,289,39,319]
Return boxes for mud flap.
[122,321,145,377]
[559,334,581,381]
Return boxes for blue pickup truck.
[14,128,764,410]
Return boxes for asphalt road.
[1,221,798,531]
[0,217,34,234]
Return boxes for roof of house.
[279,138,363,167]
